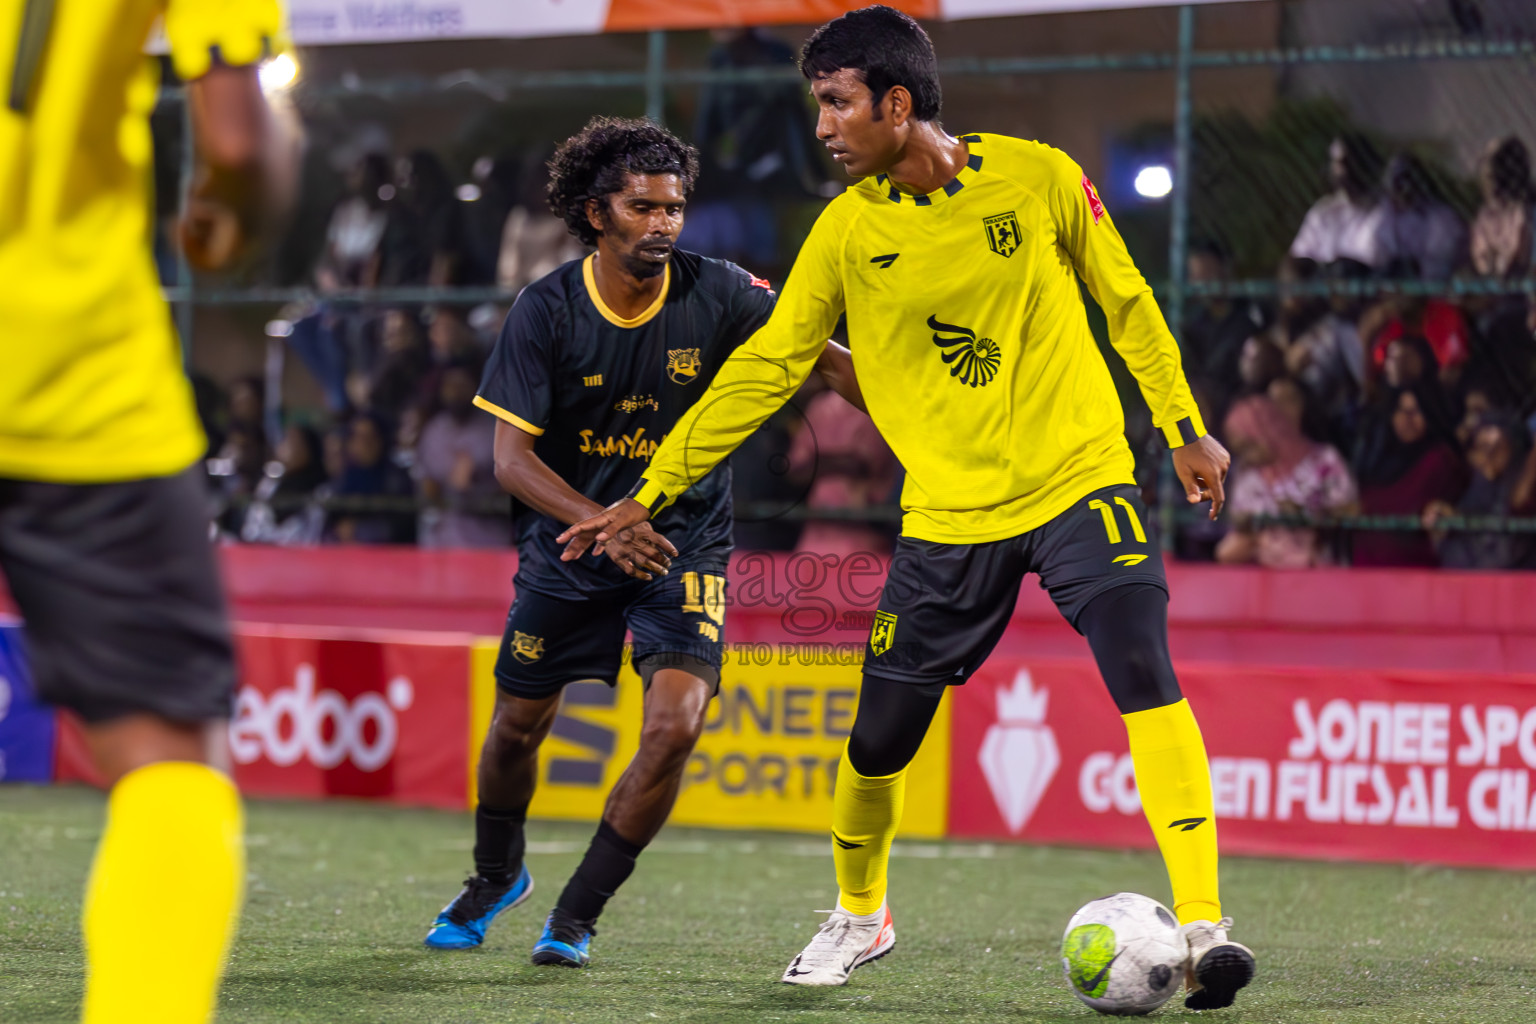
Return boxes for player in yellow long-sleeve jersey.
[0,2,294,1020]
[558,5,1254,1009]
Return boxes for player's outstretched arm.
[562,202,854,559]
[814,340,867,413]
[495,423,675,579]
[181,62,300,270]
[562,332,828,562]
[598,200,852,538]
[1172,434,1231,520]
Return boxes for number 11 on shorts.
[1089,496,1147,545]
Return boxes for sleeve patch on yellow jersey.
[1081,174,1106,224]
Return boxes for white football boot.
[1182,917,1256,1009]
[780,902,896,986]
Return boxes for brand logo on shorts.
[1113,553,1149,567]
[869,610,898,656]
[511,631,545,664]
[667,347,702,384]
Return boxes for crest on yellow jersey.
[667,348,702,384]
[928,315,1002,388]
[510,631,545,664]
[982,211,1022,258]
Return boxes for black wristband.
[625,480,668,517]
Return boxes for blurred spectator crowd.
[198,123,1536,571]
[195,143,592,550]
[195,28,861,557]
[1171,132,1536,570]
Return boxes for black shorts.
[0,469,236,724]
[864,483,1166,690]
[494,568,727,700]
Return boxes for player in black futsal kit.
[423,117,862,966]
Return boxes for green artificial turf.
[3,785,1534,1022]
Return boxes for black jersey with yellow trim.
[476,249,776,599]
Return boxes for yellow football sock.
[1123,699,1221,925]
[830,748,904,915]
[82,762,245,1024]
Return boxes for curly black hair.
[546,117,700,246]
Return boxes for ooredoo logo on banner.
[230,664,413,773]
[233,631,470,809]
[950,658,1536,870]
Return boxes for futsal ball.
[1060,893,1187,1015]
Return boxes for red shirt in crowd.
[1369,300,1469,371]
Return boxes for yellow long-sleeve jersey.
[634,133,1206,544]
[0,0,280,483]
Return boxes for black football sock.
[473,803,527,886]
[554,819,645,924]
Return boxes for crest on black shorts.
[667,348,702,384]
[983,211,1021,257]
[511,631,545,664]
[870,611,898,656]
[929,314,1002,388]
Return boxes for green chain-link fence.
[169,1,1536,558]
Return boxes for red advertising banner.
[950,658,1536,870]
[230,628,471,809]
[55,628,472,810]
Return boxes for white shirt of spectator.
[497,206,588,293]
[1290,191,1392,268]
[327,197,387,270]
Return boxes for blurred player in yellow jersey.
[560,5,1255,1010]
[0,1,294,1020]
